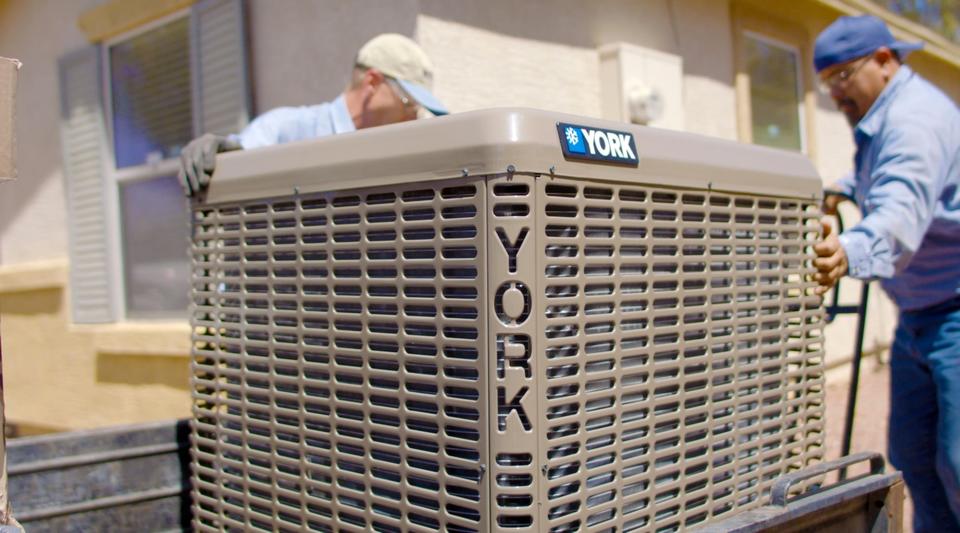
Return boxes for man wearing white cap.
[180,33,448,196]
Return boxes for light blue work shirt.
[833,65,960,312]
[232,94,356,149]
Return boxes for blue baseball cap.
[814,15,923,72]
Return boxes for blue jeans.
[889,296,960,533]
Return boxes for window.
[744,33,804,151]
[59,0,249,324]
[109,17,192,169]
[106,13,193,319]
[733,5,814,155]
[119,174,191,317]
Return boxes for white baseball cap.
[356,33,448,116]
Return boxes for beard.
[838,98,862,127]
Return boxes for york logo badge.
[564,126,586,154]
[557,122,639,166]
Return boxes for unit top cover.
[205,107,821,204]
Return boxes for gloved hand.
[179,133,242,197]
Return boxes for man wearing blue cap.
[179,33,449,196]
[812,14,960,532]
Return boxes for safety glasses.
[385,77,421,115]
[818,55,872,94]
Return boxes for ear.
[874,47,897,68]
[363,68,386,90]
[873,47,899,80]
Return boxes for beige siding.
[245,0,417,113]
[0,0,99,265]
[0,284,191,432]
[419,16,601,116]
[672,0,739,139]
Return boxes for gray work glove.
[179,133,242,197]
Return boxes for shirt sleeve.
[839,122,948,280]
[830,170,856,198]
[234,107,300,150]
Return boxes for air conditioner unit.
[190,108,824,532]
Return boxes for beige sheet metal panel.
[202,108,821,205]
[486,174,541,530]
[192,179,490,532]
[531,177,823,531]
[190,108,824,532]
[0,57,19,181]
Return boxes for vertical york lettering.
[495,228,528,274]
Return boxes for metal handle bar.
[770,451,885,506]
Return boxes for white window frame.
[60,0,248,325]
[742,30,808,154]
[101,8,195,321]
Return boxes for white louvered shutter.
[59,46,116,324]
[192,0,251,136]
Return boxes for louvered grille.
[191,179,489,532]
[535,178,823,532]
[189,124,825,532]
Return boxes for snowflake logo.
[565,126,580,146]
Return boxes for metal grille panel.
[191,178,489,532]
[534,177,824,532]
[191,171,824,532]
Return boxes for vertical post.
[0,356,11,528]
[0,57,18,182]
[839,282,871,481]
[0,55,21,529]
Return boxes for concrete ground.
[823,354,915,532]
